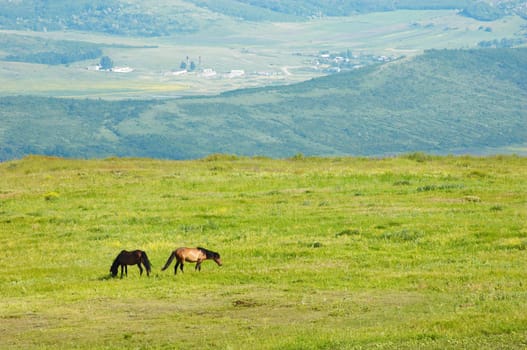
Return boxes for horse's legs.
[174,261,180,275]
[180,262,184,273]
[125,265,128,276]
[120,265,124,278]
[196,260,202,271]
[138,263,143,276]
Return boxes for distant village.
[87,50,401,78]
[86,54,249,78]
[310,50,401,73]
[87,64,134,73]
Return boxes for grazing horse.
[161,247,222,275]
[110,250,152,278]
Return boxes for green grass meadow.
[1,155,526,349]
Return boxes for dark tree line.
[5,48,102,65]
[0,0,198,36]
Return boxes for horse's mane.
[198,247,220,259]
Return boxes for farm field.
[1,10,525,98]
[1,154,526,349]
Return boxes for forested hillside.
[186,0,527,20]
[1,0,525,36]
[0,48,525,161]
[0,34,103,65]
[0,0,201,36]
[187,0,469,18]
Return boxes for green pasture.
[0,154,526,349]
[1,10,525,98]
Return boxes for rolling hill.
[0,48,525,161]
[1,0,525,36]
[187,0,527,21]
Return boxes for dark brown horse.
[161,247,222,275]
[110,250,152,278]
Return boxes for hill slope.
[0,48,526,161]
[1,0,525,36]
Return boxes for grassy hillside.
[0,155,526,349]
[1,48,526,161]
[1,0,525,33]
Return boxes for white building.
[227,70,245,78]
[112,66,134,73]
[201,68,217,77]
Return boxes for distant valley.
[1,48,525,160]
[0,1,526,160]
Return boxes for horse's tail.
[141,251,152,274]
[110,254,120,276]
[161,251,176,271]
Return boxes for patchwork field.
[1,154,525,349]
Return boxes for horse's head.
[110,255,121,277]
[199,247,223,266]
[212,252,222,266]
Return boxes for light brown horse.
[161,247,222,275]
[110,250,152,278]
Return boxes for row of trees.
[1,34,104,65]
[478,37,527,48]
[180,61,197,71]
[5,48,102,65]
[188,0,526,21]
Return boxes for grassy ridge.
[0,155,526,349]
